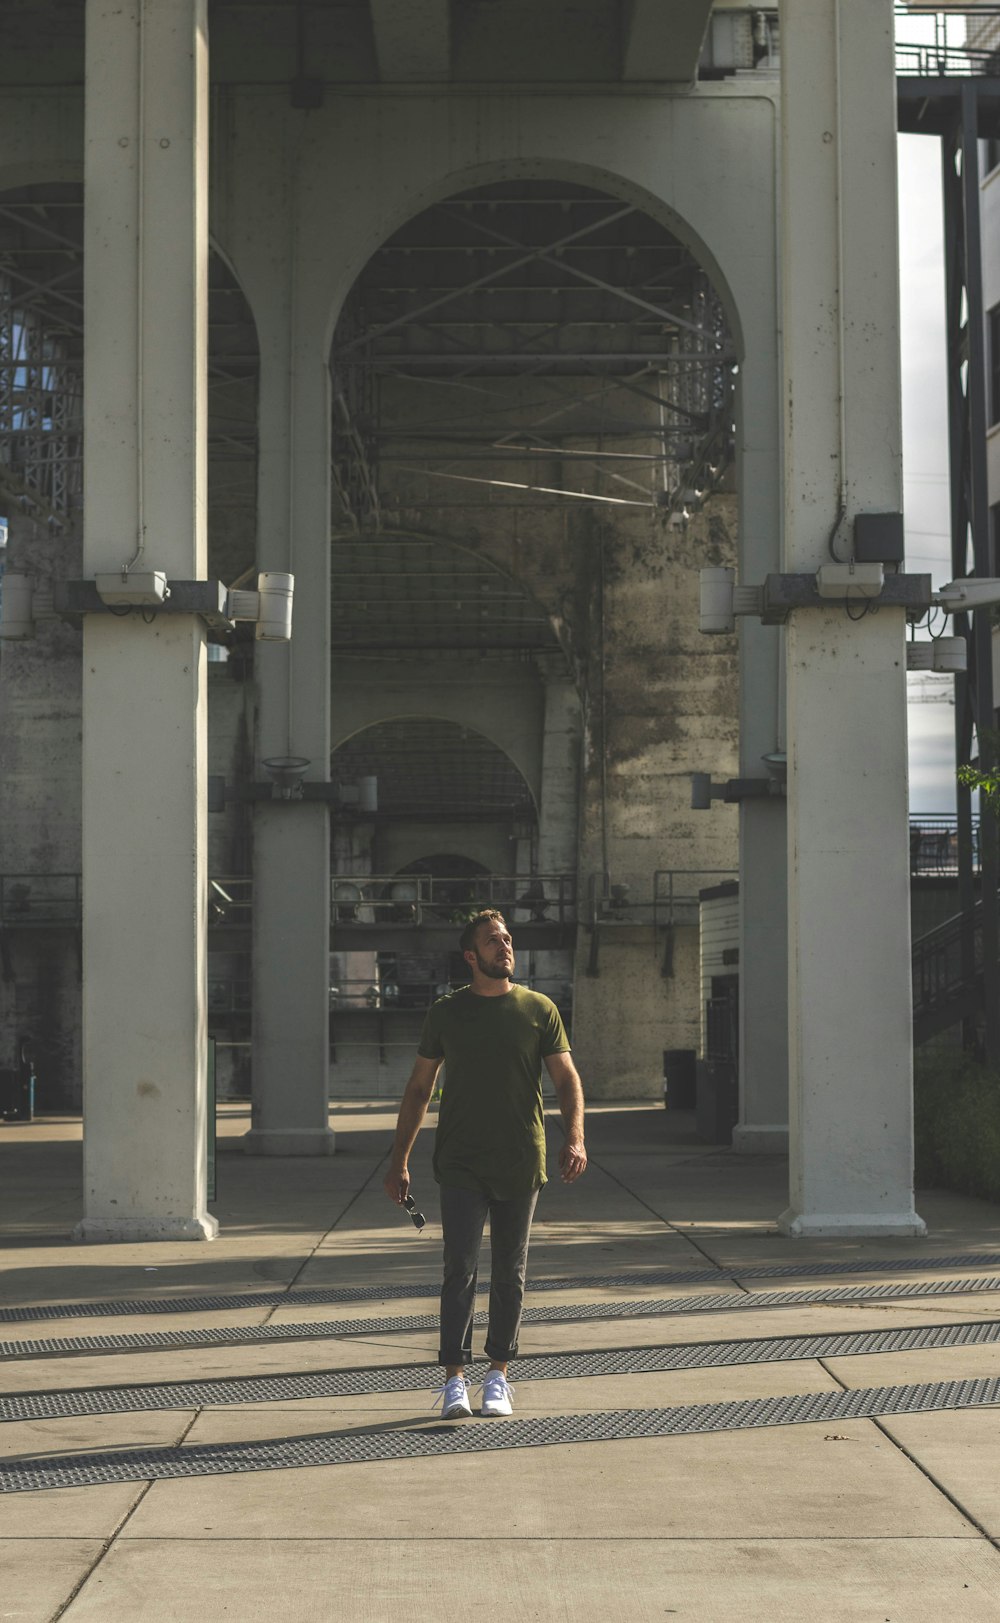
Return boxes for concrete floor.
[4,1102,1000,1621]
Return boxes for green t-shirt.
[418,984,570,1199]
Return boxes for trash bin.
[663,1048,697,1110]
[0,1066,33,1123]
[696,1058,738,1145]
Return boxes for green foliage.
[914,1046,1000,1201]
[958,725,1000,818]
[957,763,1000,819]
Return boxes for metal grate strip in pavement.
[6,1275,1000,1362]
[6,1250,1000,1326]
[6,1316,1000,1424]
[4,1375,1000,1494]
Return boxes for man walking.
[384,909,587,1418]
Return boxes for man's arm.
[544,1050,587,1183]
[383,1055,442,1204]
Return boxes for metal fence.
[895,6,1000,78]
[0,874,81,925]
[909,815,980,877]
[330,872,576,928]
[653,870,738,932]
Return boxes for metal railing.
[896,7,1000,77]
[0,874,81,926]
[330,872,576,928]
[909,815,981,877]
[912,899,984,1039]
[653,870,738,932]
[0,872,576,930]
[328,974,573,1014]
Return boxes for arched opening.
[329,176,736,535]
[324,174,739,1102]
[327,714,575,1097]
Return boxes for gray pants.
[438,1182,539,1367]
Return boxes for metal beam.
[394,465,655,508]
[440,204,722,342]
[360,353,730,368]
[621,0,713,83]
[370,0,450,82]
[336,205,635,355]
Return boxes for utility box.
[696,1058,739,1144]
[663,1048,697,1110]
[699,881,739,1053]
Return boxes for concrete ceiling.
[0,1,722,87]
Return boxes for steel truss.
[330,186,736,527]
[0,190,258,534]
[0,270,82,522]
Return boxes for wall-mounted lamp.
[262,756,311,801]
[332,880,362,921]
[906,638,966,674]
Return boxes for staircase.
[912,902,985,1044]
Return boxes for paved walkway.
[5,1102,1000,1621]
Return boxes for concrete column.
[733,796,788,1153]
[76,0,216,1239]
[245,328,334,1154]
[536,672,580,880]
[534,671,580,1004]
[216,104,334,1152]
[777,0,923,1235]
[733,359,788,1154]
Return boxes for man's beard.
[474,950,513,981]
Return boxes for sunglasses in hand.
[402,1192,426,1232]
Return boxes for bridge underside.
[0,0,929,1240]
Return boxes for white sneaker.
[480,1369,514,1417]
[434,1374,472,1419]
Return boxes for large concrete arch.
[315,150,748,364]
[329,522,580,812]
[220,79,783,1150]
[217,86,779,578]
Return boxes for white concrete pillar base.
[72,1214,219,1244]
[778,1208,926,1239]
[732,1124,788,1155]
[243,1127,336,1156]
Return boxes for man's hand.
[383,1164,411,1205]
[559,1140,587,1183]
